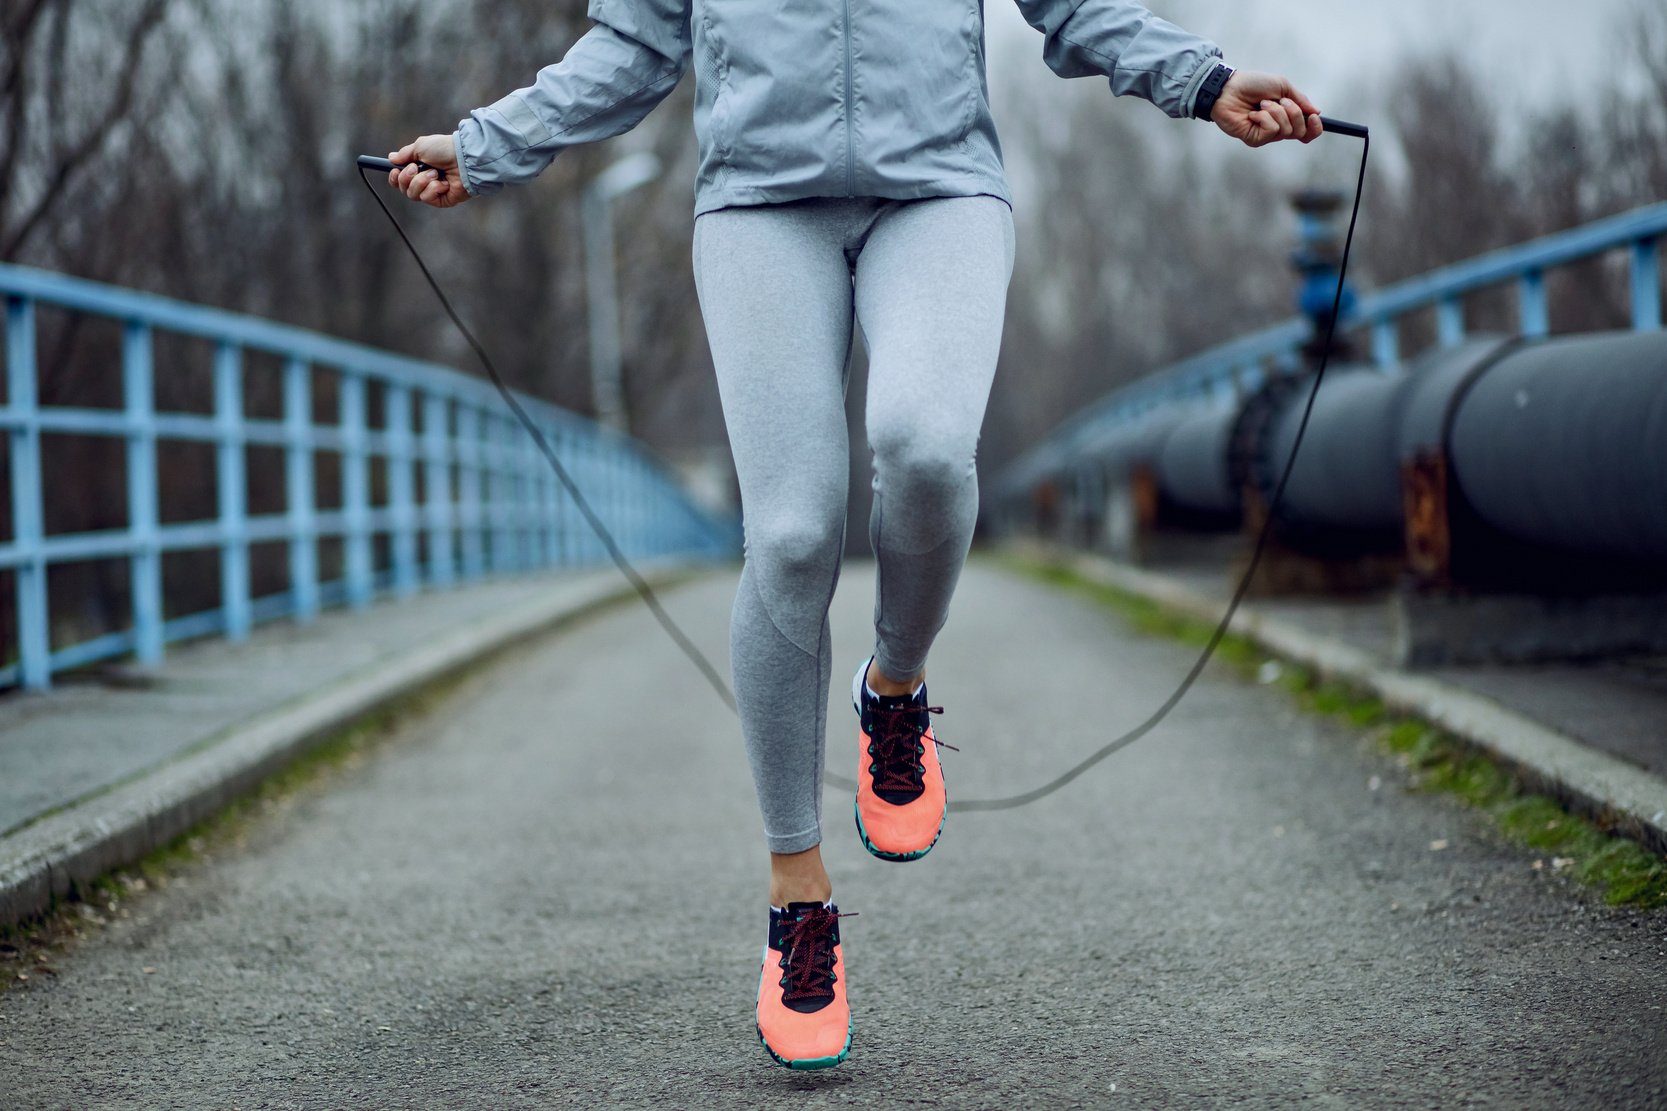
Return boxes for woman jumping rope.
[386,0,1321,1070]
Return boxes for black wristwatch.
[1192,62,1235,121]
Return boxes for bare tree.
[0,0,172,260]
[982,75,1292,472]
[1599,0,1667,209]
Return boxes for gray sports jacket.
[454,0,1222,214]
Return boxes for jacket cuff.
[453,121,496,198]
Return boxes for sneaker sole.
[757,1023,852,1070]
[853,798,943,863]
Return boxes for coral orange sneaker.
[756,902,852,1069]
[852,657,952,862]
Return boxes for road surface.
[3,562,1663,1108]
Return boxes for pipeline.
[1157,406,1240,520]
[1415,330,1667,587]
[1101,328,1667,588]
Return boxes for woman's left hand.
[1211,70,1322,148]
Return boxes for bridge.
[2,206,1665,1106]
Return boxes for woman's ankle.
[866,658,924,698]
[769,845,832,906]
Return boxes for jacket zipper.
[841,0,855,195]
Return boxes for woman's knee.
[869,425,976,502]
[745,514,845,596]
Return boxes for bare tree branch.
[0,0,66,222]
[1,0,168,259]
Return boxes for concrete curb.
[0,567,705,928]
[1043,548,1667,858]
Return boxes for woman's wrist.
[450,130,477,197]
[1191,61,1235,122]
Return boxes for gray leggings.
[692,195,1015,855]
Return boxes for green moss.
[1381,720,1427,755]
[1006,550,1667,910]
[1306,681,1356,717]
[1594,845,1667,909]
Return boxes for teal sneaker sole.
[853,798,943,862]
[757,1023,852,1070]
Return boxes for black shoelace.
[778,907,854,1006]
[864,700,953,798]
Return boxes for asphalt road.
[3,561,1664,1109]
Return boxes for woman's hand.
[1211,70,1322,148]
[388,134,472,208]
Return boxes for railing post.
[340,372,373,609]
[214,342,251,640]
[545,427,562,567]
[6,296,50,689]
[606,438,623,562]
[623,450,638,557]
[646,466,664,557]
[386,383,418,597]
[124,321,163,666]
[528,426,548,568]
[567,433,586,565]
[525,428,543,569]
[610,442,627,559]
[1633,237,1662,332]
[583,435,602,565]
[553,425,573,567]
[635,456,652,556]
[1518,269,1549,338]
[491,414,515,573]
[623,449,638,559]
[284,358,319,621]
[459,404,486,580]
[512,425,532,570]
[423,393,455,587]
[618,452,635,557]
[1436,297,1465,347]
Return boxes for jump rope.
[356,114,1368,813]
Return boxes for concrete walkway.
[2,562,1662,1108]
[1049,547,1667,856]
[0,569,653,925]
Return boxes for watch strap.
[1192,62,1235,122]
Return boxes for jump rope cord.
[358,124,1366,812]
[358,168,737,715]
[955,128,1369,810]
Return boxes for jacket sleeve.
[1009,0,1223,119]
[453,0,691,196]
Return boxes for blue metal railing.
[0,263,738,692]
[999,201,1667,498]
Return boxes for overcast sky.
[990,0,1637,119]
[983,0,1644,195]
[1158,0,1630,116]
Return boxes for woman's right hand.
[388,134,471,209]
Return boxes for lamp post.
[582,151,662,434]
[1291,188,1358,366]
